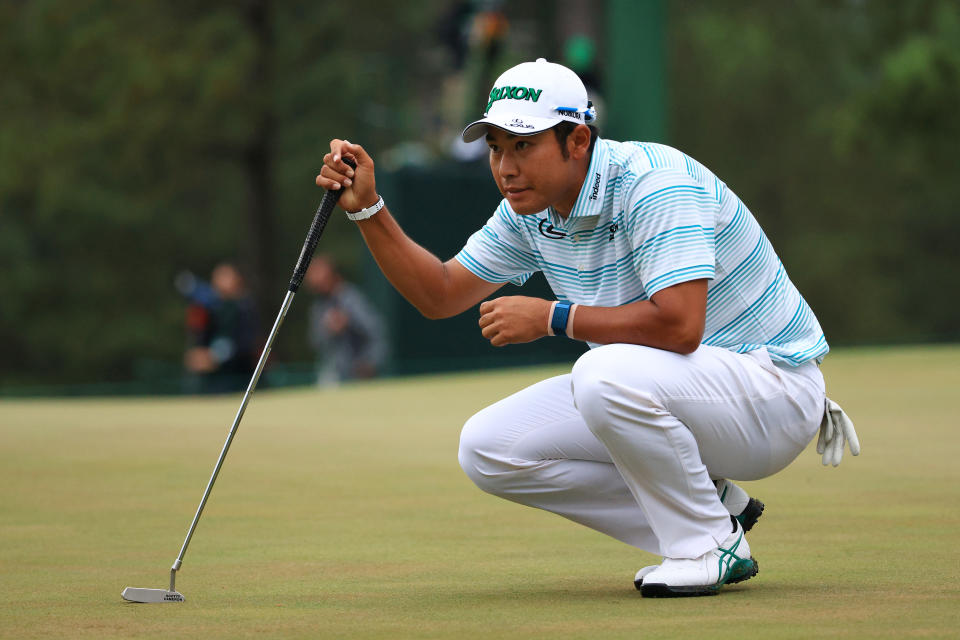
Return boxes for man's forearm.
[354,207,455,319]
[317,139,498,319]
[569,300,703,354]
[565,279,708,354]
[478,280,707,353]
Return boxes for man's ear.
[569,124,592,160]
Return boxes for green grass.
[1,345,959,638]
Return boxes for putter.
[122,159,355,603]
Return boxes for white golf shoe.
[635,517,759,597]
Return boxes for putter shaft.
[147,158,352,599]
[169,290,296,592]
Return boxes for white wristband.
[345,195,384,221]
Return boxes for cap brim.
[461,115,565,143]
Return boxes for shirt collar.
[563,137,610,220]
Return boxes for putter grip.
[288,157,357,292]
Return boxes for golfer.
[316,58,859,597]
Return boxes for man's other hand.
[478,296,552,346]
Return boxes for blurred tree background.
[669,0,960,349]
[0,0,957,393]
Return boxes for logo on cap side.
[487,86,544,112]
[557,107,582,120]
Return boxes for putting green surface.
[1,345,958,638]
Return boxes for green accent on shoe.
[721,557,753,586]
[715,533,744,585]
[726,557,759,585]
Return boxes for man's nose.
[498,153,518,178]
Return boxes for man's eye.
[516,141,529,150]
[488,145,500,153]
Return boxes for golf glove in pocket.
[816,398,861,467]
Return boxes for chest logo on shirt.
[538,219,567,239]
[608,223,619,242]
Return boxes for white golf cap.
[461,58,596,143]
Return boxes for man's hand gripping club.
[316,139,380,214]
[315,138,505,321]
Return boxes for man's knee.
[571,345,666,435]
[458,410,506,496]
[570,348,607,429]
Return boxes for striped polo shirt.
[454,138,828,366]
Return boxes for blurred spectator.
[436,0,475,71]
[305,255,388,386]
[441,0,512,162]
[178,262,259,394]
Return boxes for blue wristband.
[551,302,572,337]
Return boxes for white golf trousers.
[458,344,825,559]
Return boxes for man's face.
[305,259,337,295]
[211,264,244,299]
[485,127,582,216]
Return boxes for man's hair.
[552,122,598,159]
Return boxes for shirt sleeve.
[626,168,717,298]
[454,200,539,286]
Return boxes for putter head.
[121,587,185,603]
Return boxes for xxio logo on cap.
[487,86,543,112]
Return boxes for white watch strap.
[345,195,384,221]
